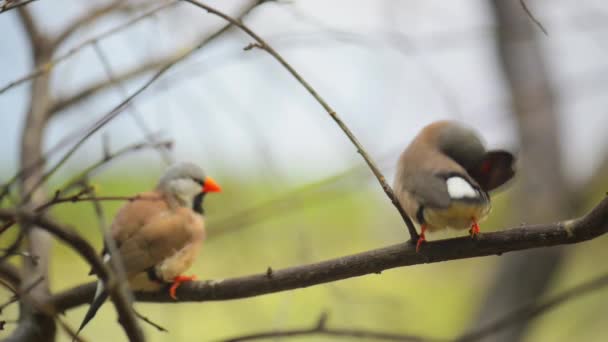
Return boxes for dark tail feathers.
[73,281,108,341]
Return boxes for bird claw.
[469,219,480,237]
[416,224,427,252]
[169,275,197,300]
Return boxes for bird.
[76,162,222,335]
[393,121,515,252]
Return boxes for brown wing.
[117,210,195,277]
[110,191,168,246]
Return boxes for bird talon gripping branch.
[170,275,197,300]
[469,219,480,237]
[416,225,427,252]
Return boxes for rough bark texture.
[8,7,56,342]
[473,2,573,341]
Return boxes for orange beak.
[202,176,222,193]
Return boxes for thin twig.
[0,210,145,341]
[60,139,173,194]
[0,247,39,265]
[16,0,266,205]
[0,275,44,313]
[182,0,419,241]
[134,309,168,333]
[221,312,438,342]
[91,41,173,164]
[0,0,178,95]
[0,0,38,14]
[458,271,608,341]
[519,0,548,35]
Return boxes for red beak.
[202,176,222,193]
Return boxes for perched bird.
[77,162,222,334]
[393,121,515,252]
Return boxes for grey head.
[429,121,515,192]
[157,162,207,211]
[435,121,487,171]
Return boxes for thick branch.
[50,197,608,311]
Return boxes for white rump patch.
[446,176,478,199]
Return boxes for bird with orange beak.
[394,121,515,252]
[77,162,222,334]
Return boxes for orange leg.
[469,217,480,237]
[169,275,197,300]
[416,224,427,252]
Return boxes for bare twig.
[48,196,608,310]
[221,312,438,342]
[134,309,168,333]
[14,0,266,205]
[0,247,39,265]
[0,0,38,14]
[91,41,173,164]
[53,1,124,47]
[182,0,419,241]
[60,139,173,194]
[519,0,548,35]
[0,276,44,313]
[0,209,145,341]
[0,0,179,95]
[458,271,608,341]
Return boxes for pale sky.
[1,0,607,188]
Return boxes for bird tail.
[74,279,108,341]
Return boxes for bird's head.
[425,120,516,192]
[157,162,221,213]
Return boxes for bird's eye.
[193,178,204,185]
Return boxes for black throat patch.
[193,192,205,214]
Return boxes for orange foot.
[416,224,427,253]
[169,275,197,300]
[469,218,480,237]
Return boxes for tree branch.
[0,209,144,342]
[0,0,38,14]
[182,0,419,241]
[52,1,124,48]
[0,0,178,95]
[49,196,608,311]
[221,312,438,342]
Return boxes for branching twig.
[221,312,438,342]
[458,271,608,341]
[91,41,173,164]
[0,0,178,95]
[0,276,44,313]
[134,309,168,333]
[48,197,608,310]
[0,0,38,14]
[519,0,548,35]
[60,139,173,194]
[0,210,145,342]
[53,0,124,47]
[182,0,419,241]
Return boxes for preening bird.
[76,162,222,335]
[393,121,515,252]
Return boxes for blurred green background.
[2,167,607,341]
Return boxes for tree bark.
[472,2,573,341]
[9,7,56,342]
